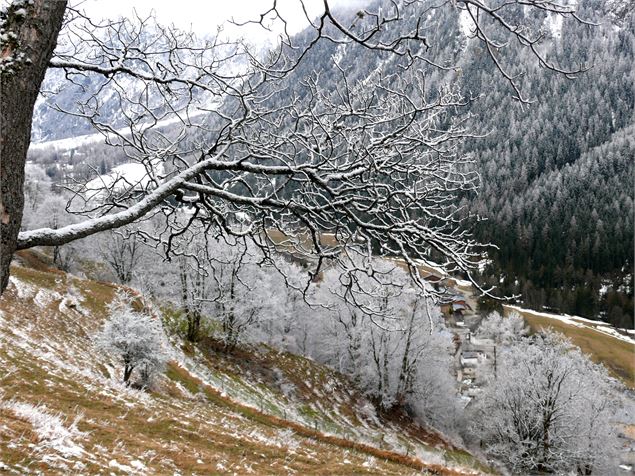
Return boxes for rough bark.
[0,0,67,293]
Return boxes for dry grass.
[264,229,342,262]
[504,306,635,388]
[166,363,469,476]
[0,256,489,475]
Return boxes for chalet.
[421,273,445,291]
[451,299,472,317]
[440,295,473,317]
[460,350,484,367]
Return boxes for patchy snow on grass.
[34,289,63,309]
[412,259,449,278]
[30,108,210,150]
[453,278,472,288]
[569,315,608,325]
[4,401,85,458]
[8,276,37,299]
[109,459,143,474]
[84,160,165,201]
[505,305,635,345]
[130,459,148,471]
[507,305,584,327]
[596,325,633,342]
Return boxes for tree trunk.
[0,0,67,293]
[397,305,417,402]
[123,363,134,384]
[186,309,201,342]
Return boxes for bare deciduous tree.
[470,331,619,474]
[2,1,591,295]
[98,228,143,285]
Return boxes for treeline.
[457,1,634,327]
[475,128,634,326]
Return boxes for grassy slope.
[503,305,635,388]
[0,258,489,475]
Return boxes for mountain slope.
[0,254,488,475]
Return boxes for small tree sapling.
[96,293,168,386]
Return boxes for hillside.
[0,254,489,475]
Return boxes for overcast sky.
[79,0,366,46]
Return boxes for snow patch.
[331,43,347,64]
[458,8,476,37]
[505,305,635,345]
[29,108,211,150]
[4,401,85,458]
[596,325,632,342]
[84,160,164,201]
[129,460,147,471]
[545,13,563,39]
[8,276,37,299]
[34,289,63,309]
[109,459,139,474]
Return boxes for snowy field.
[504,304,635,345]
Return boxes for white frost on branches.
[95,293,168,386]
[475,311,528,345]
[471,331,619,474]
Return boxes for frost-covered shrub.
[96,293,168,386]
[475,311,528,345]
